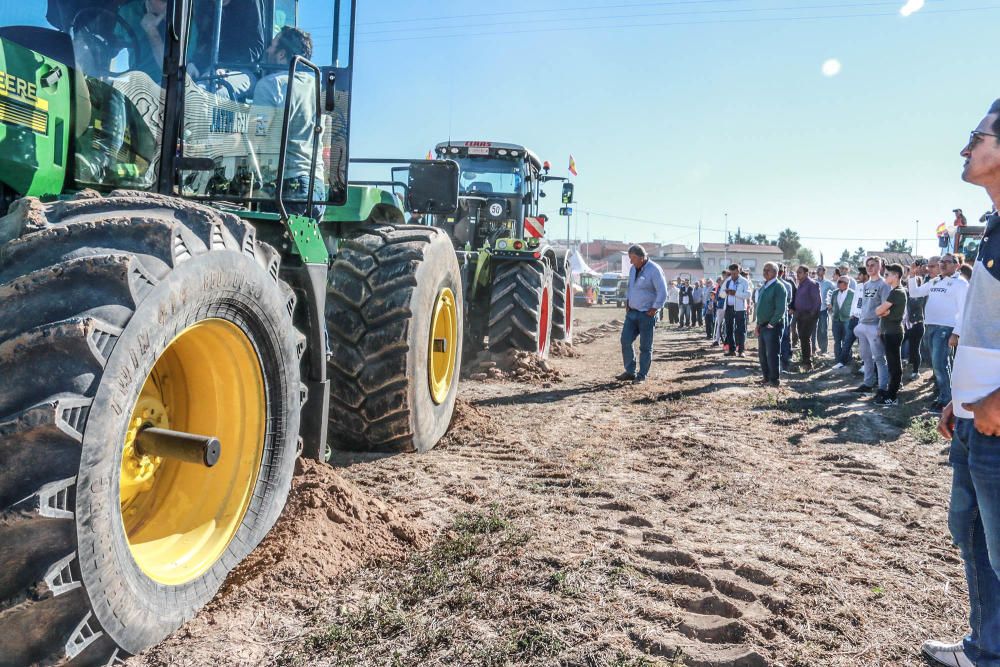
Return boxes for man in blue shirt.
[812,265,835,356]
[618,245,667,384]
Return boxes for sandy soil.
[130,304,966,667]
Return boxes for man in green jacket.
[754,262,788,387]
[830,275,855,369]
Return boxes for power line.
[357,0,908,36]
[356,5,1000,44]
[359,0,744,26]
[580,209,944,243]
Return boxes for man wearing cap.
[618,245,667,384]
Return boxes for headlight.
[497,240,508,250]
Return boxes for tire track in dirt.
[130,310,969,667]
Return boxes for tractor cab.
[954,224,985,262]
[0,0,355,218]
[432,140,549,250]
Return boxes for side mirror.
[407,160,459,215]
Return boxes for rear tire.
[551,250,574,344]
[325,225,463,453]
[0,192,301,665]
[487,259,554,359]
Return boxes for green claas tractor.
[0,1,464,664]
[431,140,574,359]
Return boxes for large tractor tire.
[326,225,463,453]
[487,259,554,359]
[0,191,302,666]
[551,250,574,344]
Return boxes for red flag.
[568,155,578,176]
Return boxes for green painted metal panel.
[322,184,397,223]
[0,38,70,197]
[287,214,330,264]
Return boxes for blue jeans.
[950,418,1000,666]
[926,324,955,404]
[621,310,656,379]
[832,318,848,363]
[840,316,858,365]
[757,324,782,382]
[811,309,829,354]
[724,307,746,353]
[679,304,692,327]
[779,312,792,368]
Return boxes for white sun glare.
[821,59,842,77]
[900,0,925,17]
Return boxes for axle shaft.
[135,427,222,468]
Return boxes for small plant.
[908,416,944,444]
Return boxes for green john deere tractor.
[0,1,463,664]
[431,140,575,359]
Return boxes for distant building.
[652,256,704,282]
[697,243,784,280]
[870,251,915,268]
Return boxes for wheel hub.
[428,287,458,405]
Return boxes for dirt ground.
[130,304,967,667]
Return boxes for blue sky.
[339,0,998,262]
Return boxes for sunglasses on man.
[968,130,999,150]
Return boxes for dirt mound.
[222,459,429,590]
[128,460,431,666]
[465,348,563,383]
[550,340,578,357]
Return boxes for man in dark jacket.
[791,264,821,370]
[754,262,788,387]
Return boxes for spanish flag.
[426,149,433,160]
[568,155,578,176]
[936,222,947,235]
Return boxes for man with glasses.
[908,252,968,411]
[923,100,1000,667]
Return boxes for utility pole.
[914,219,919,257]
[586,211,591,262]
[724,212,729,266]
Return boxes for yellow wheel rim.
[119,319,266,586]
[428,287,458,405]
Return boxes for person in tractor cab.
[189,0,265,98]
[253,26,326,219]
[115,0,167,83]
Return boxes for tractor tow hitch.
[135,427,222,468]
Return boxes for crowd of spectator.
[658,254,972,407]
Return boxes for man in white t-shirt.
[923,99,1000,667]
[908,253,969,410]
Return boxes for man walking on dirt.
[924,99,1000,667]
[618,245,667,384]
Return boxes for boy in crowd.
[874,263,907,406]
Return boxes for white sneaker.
[831,362,844,370]
[921,640,975,667]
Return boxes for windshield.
[457,157,523,195]
[599,278,619,288]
